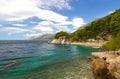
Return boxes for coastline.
[70,42,105,47]
[50,39,106,47]
[50,39,120,79]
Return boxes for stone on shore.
[92,52,120,79]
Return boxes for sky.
[0,0,120,40]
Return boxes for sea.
[0,40,100,79]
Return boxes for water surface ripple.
[0,40,99,79]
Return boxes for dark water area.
[0,40,100,79]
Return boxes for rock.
[92,58,108,79]
[50,39,60,44]
[92,52,120,79]
[50,39,68,44]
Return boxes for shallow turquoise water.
[0,40,100,79]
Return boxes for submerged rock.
[6,60,19,68]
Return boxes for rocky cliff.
[92,52,120,79]
[50,39,69,44]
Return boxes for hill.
[29,34,54,40]
[70,9,120,42]
[54,9,120,50]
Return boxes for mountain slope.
[71,9,120,42]
[29,34,54,40]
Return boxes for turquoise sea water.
[0,40,100,79]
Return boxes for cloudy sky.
[0,0,120,40]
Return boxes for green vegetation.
[102,32,120,51]
[55,31,70,39]
[55,9,120,50]
[70,9,120,42]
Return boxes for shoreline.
[48,39,106,48]
[70,42,105,47]
[50,39,106,47]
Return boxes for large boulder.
[92,52,120,79]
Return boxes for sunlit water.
[0,40,100,79]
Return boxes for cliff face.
[92,52,120,79]
[50,39,69,44]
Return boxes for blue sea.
[0,40,100,79]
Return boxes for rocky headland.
[50,39,105,47]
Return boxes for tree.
[70,9,120,42]
[102,31,120,51]
[55,31,70,39]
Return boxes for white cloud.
[34,20,72,33]
[1,27,34,35]
[0,24,3,27]
[30,21,38,24]
[25,33,42,37]
[33,21,55,34]
[0,0,70,22]
[34,26,54,33]
[71,29,76,33]
[72,18,86,29]
[56,25,71,32]
[38,21,55,27]
[108,10,115,14]
[12,24,27,27]
[58,21,72,26]
[39,0,71,10]
[0,0,87,38]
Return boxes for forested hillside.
[102,32,120,51]
[54,9,120,50]
[70,9,120,42]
